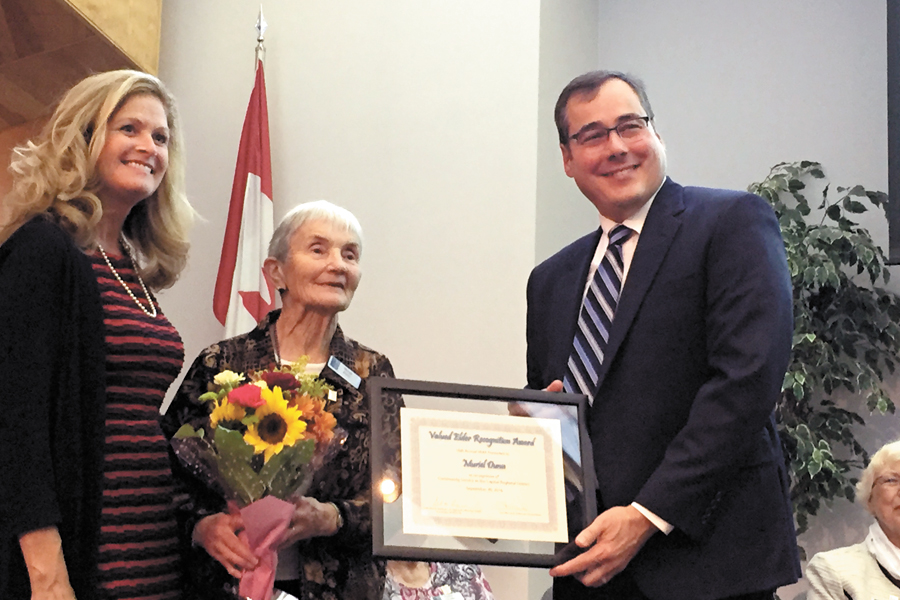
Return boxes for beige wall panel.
[0,0,143,129]
[0,74,46,127]
[0,0,95,66]
[63,0,161,74]
[0,37,131,122]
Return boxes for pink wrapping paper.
[237,496,296,600]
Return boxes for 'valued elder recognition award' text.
[400,407,568,542]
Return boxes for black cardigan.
[0,217,107,599]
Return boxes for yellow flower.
[213,369,245,388]
[210,398,246,429]
[243,386,307,462]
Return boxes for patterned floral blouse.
[161,310,402,600]
[383,563,494,600]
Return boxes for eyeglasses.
[874,474,900,489]
[569,116,651,148]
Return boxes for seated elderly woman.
[806,439,900,599]
[162,200,401,600]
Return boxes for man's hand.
[509,380,565,417]
[545,379,564,393]
[549,505,657,587]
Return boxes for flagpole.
[213,6,275,335]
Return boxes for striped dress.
[91,251,185,600]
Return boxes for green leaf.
[788,179,806,192]
[213,427,265,504]
[173,423,204,439]
[198,391,219,403]
[260,439,317,499]
[841,198,867,214]
[807,460,822,477]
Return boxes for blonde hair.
[1,69,194,290]
[856,439,900,510]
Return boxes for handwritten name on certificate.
[400,407,568,543]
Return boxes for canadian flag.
[213,60,275,337]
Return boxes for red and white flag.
[213,59,275,337]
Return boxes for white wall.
[158,1,545,598]
[535,0,601,264]
[591,1,893,598]
[159,0,541,390]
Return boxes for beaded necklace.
[96,242,158,318]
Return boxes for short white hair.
[268,200,363,262]
[856,439,900,510]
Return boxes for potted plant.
[748,161,900,543]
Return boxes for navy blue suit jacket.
[526,178,801,599]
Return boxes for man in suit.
[530,71,801,599]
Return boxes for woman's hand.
[18,527,77,600]
[193,512,259,578]
[277,497,342,548]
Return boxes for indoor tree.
[749,161,900,540]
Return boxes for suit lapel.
[551,229,602,377]
[594,178,685,389]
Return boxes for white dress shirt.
[581,186,674,535]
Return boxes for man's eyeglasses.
[569,116,651,147]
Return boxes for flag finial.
[256,6,268,41]
[255,6,267,63]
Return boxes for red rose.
[260,371,300,391]
[228,383,266,408]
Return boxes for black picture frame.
[888,0,900,262]
[368,377,597,568]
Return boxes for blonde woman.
[0,70,193,600]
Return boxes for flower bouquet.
[171,362,345,600]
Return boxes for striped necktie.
[563,224,633,403]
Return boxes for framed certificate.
[368,377,597,568]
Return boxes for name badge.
[327,356,361,389]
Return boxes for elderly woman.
[806,439,900,599]
[163,200,401,600]
[0,71,193,599]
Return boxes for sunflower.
[209,398,246,429]
[243,386,307,462]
